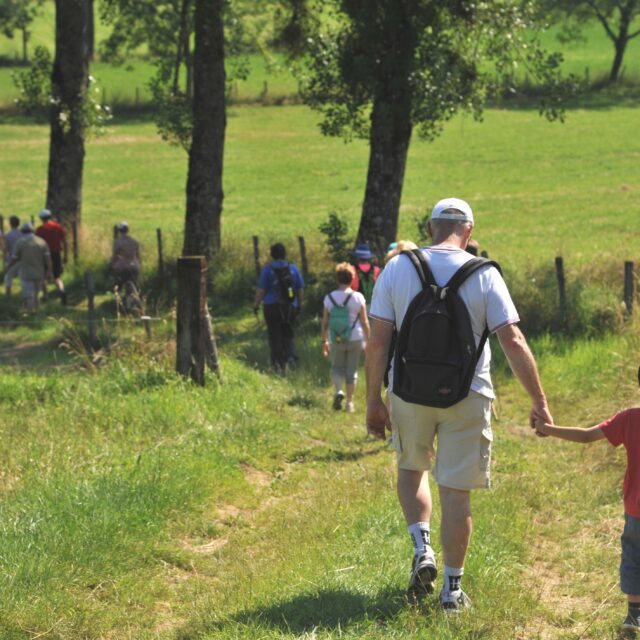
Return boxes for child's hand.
[534,417,549,437]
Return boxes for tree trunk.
[355,1,416,260]
[46,0,90,228]
[357,92,413,259]
[609,37,627,82]
[87,0,95,61]
[182,0,226,261]
[609,6,631,83]
[21,28,29,63]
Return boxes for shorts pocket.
[479,426,493,472]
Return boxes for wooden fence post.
[0,215,4,235]
[84,271,97,345]
[555,256,566,311]
[624,261,634,314]
[298,235,308,281]
[176,257,220,384]
[253,236,261,278]
[72,221,79,264]
[156,228,164,278]
[141,315,152,338]
[113,225,118,240]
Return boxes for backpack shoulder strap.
[447,258,502,293]
[328,292,352,308]
[402,249,436,290]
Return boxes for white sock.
[408,522,431,556]
[444,565,464,593]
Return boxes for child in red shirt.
[536,385,640,633]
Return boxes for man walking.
[109,221,141,286]
[253,243,304,373]
[2,215,21,296]
[365,197,552,610]
[35,209,67,304]
[7,222,52,314]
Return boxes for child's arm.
[535,420,605,443]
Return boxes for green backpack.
[328,293,359,343]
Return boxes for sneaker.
[345,401,355,413]
[440,588,472,613]
[622,611,640,631]
[407,547,437,598]
[332,390,345,410]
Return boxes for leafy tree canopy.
[0,0,43,38]
[298,0,576,143]
[535,0,640,83]
[99,0,302,148]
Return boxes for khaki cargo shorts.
[390,390,493,490]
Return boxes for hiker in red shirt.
[36,209,67,305]
[535,371,640,634]
[350,243,380,309]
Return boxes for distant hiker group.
[2,209,67,313]
[1,211,143,315]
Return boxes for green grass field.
[1,103,639,274]
[2,6,640,638]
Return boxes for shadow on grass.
[285,445,386,465]
[181,587,409,637]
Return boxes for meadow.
[2,8,640,640]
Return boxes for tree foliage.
[537,0,640,83]
[99,0,301,148]
[0,0,44,61]
[12,45,111,133]
[300,0,573,143]
[292,0,576,255]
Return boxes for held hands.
[533,417,552,437]
[366,398,391,440]
[529,402,553,438]
[321,340,330,358]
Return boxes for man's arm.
[253,288,266,313]
[359,304,371,341]
[62,231,68,264]
[535,421,605,443]
[365,318,394,439]
[496,323,552,428]
[44,252,53,281]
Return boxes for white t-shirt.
[323,289,367,342]
[369,245,519,399]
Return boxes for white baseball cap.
[431,197,474,224]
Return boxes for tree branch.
[584,0,617,42]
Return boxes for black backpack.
[392,249,501,408]
[272,262,297,323]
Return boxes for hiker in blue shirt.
[253,243,305,373]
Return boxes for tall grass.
[1,321,639,637]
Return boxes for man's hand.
[533,417,551,437]
[530,401,553,438]
[366,398,390,440]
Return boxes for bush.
[506,262,625,338]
